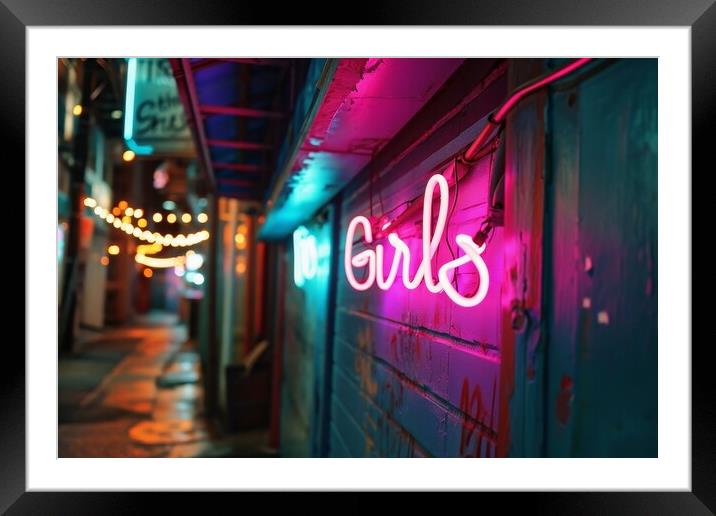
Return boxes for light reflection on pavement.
[58,311,273,458]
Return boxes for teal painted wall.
[279,208,334,457]
[545,58,657,456]
[272,58,657,458]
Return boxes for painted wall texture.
[276,58,657,457]
[327,62,507,457]
[280,211,334,457]
[544,58,657,456]
[332,157,503,457]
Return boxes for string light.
[135,240,188,270]
[84,196,211,248]
[137,242,162,255]
[107,245,120,255]
[88,197,209,227]
[136,253,186,269]
[143,268,153,278]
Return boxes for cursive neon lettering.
[344,174,490,307]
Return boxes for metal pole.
[206,194,220,416]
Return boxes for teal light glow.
[292,181,318,203]
[293,225,318,288]
[124,58,154,155]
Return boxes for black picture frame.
[4,1,711,511]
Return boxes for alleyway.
[50,57,659,461]
[58,312,274,458]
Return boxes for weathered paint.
[329,70,506,456]
[499,59,549,458]
[279,208,334,457]
[269,60,508,457]
[545,59,657,456]
[271,58,656,458]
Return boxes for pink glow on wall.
[344,174,490,307]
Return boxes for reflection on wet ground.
[59,311,275,458]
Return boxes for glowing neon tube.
[293,225,319,287]
[344,174,490,307]
[135,254,185,268]
[464,58,593,161]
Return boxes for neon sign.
[124,58,193,156]
[293,225,318,287]
[344,174,489,307]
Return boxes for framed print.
[5,0,712,511]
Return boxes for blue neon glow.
[293,225,318,288]
[124,58,154,155]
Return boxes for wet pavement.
[59,311,275,458]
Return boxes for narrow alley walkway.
[58,312,274,458]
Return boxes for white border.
[28,27,690,490]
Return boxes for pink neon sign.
[344,174,489,307]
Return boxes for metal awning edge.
[258,59,339,241]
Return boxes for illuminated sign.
[124,58,194,156]
[344,174,489,307]
[293,226,318,287]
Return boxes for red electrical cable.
[463,58,593,162]
[372,58,594,239]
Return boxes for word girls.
[344,174,489,308]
